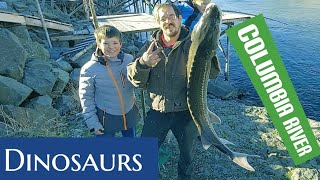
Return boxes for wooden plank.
[0,10,73,32]
[97,13,158,33]
[0,12,25,24]
[222,11,253,24]
[24,17,73,31]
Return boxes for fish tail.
[200,127,259,171]
[200,112,234,153]
[200,128,234,159]
[208,110,236,145]
[232,152,260,171]
[219,137,236,146]
[200,125,234,156]
[200,131,212,150]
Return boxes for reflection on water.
[214,0,320,120]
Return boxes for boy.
[79,25,138,137]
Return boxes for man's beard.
[164,23,180,37]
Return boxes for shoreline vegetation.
[0,0,319,179]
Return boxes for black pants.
[141,110,199,179]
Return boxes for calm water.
[213,0,320,120]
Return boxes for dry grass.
[0,105,21,132]
[0,105,69,137]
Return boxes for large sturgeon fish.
[187,3,258,171]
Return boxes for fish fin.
[200,132,212,150]
[232,152,260,172]
[219,137,236,146]
[208,109,221,124]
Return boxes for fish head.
[191,3,222,50]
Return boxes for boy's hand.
[141,41,162,68]
[95,129,104,135]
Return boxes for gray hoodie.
[79,51,135,131]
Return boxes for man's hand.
[141,41,162,68]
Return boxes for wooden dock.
[222,11,254,24]
[0,10,73,32]
[96,13,159,33]
[95,11,253,33]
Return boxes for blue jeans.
[96,127,136,138]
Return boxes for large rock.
[25,3,36,14]
[54,92,79,115]
[11,25,49,60]
[12,2,28,13]
[29,31,44,44]
[56,60,73,72]
[9,26,49,61]
[51,68,70,96]
[0,75,32,106]
[20,39,50,61]
[208,77,247,99]
[9,25,31,41]
[22,59,57,95]
[25,95,53,109]
[0,28,27,80]
[49,59,73,73]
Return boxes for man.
[127,3,210,179]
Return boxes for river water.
[214,0,320,120]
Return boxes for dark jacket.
[127,26,192,113]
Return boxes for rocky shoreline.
[158,97,320,179]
